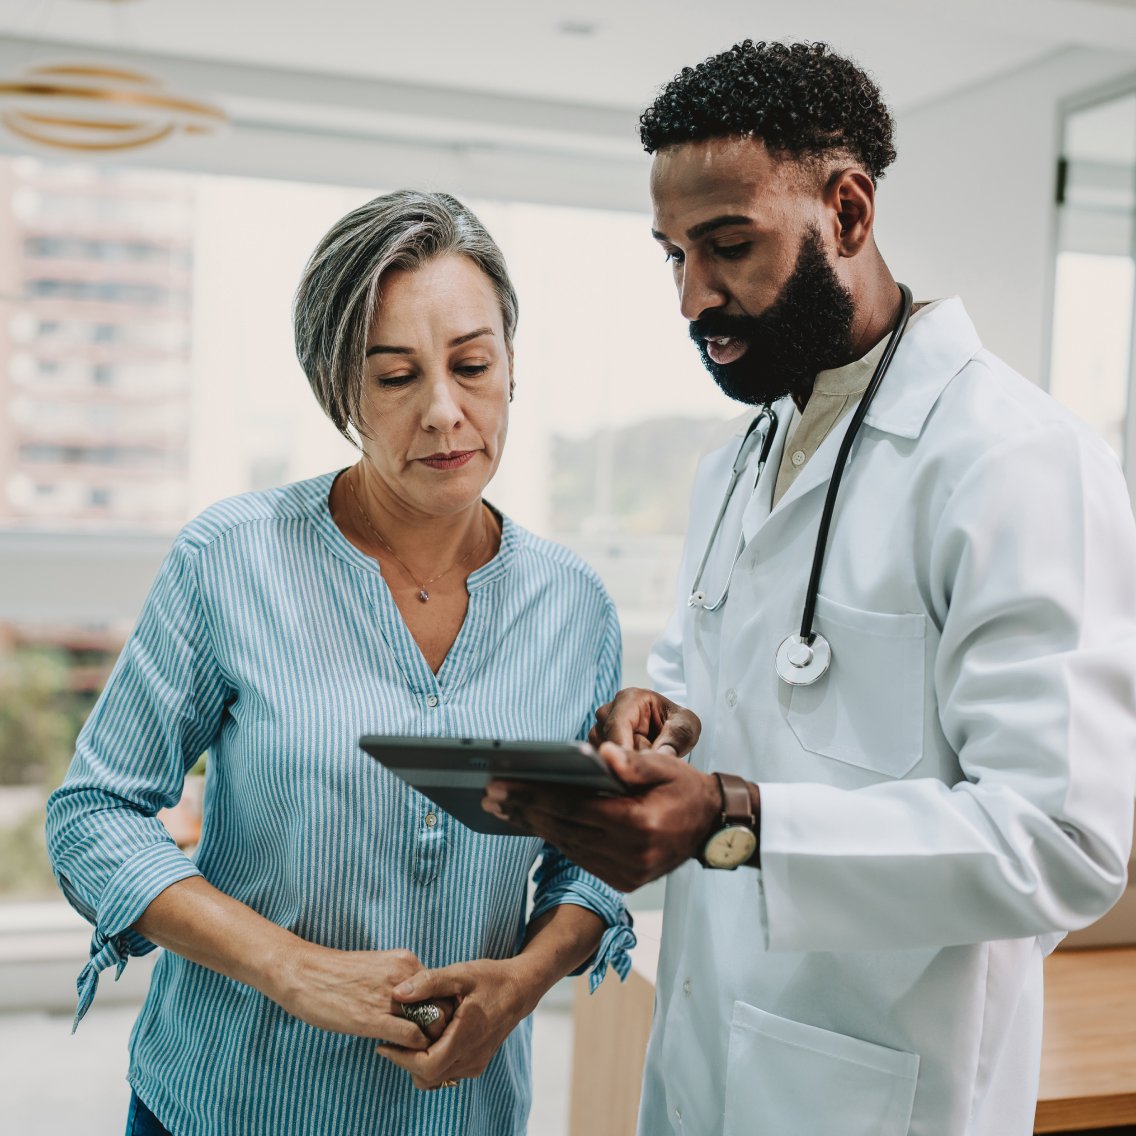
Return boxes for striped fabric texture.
[46,471,634,1136]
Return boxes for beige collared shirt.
[772,302,934,506]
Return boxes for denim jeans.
[125,1091,173,1136]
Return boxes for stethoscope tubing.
[797,282,914,643]
[687,404,779,612]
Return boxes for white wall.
[879,46,1136,385]
[8,45,1136,628]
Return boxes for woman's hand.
[589,687,702,758]
[276,944,456,1049]
[376,958,537,1090]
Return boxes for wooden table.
[570,915,1136,1136]
[1035,947,1136,1133]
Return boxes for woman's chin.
[408,478,490,519]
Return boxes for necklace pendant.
[417,588,430,603]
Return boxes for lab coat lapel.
[862,297,981,440]
[752,298,983,534]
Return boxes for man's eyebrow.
[365,327,494,357]
[652,215,755,243]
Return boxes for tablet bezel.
[359,734,625,836]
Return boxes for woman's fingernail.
[394,981,413,996]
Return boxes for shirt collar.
[810,331,889,400]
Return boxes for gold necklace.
[347,468,490,603]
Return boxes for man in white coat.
[480,40,1136,1136]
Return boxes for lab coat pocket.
[724,1002,919,1136]
[786,594,926,778]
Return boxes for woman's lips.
[419,450,477,471]
[705,336,749,366]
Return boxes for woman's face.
[357,254,511,518]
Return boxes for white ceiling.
[3,0,1136,114]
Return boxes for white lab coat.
[639,298,1136,1136]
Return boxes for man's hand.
[589,688,702,757]
[483,743,721,892]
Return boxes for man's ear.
[825,168,876,258]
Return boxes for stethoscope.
[688,283,914,688]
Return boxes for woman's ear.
[826,168,876,258]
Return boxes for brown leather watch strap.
[716,772,756,826]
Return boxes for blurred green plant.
[0,647,86,788]
[0,646,90,896]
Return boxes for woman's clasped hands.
[275,944,455,1050]
[378,957,538,1092]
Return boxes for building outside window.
[0,154,736,903]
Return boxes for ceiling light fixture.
[557,19,600,37]
[0,63,226,151]
[0,1,226,152]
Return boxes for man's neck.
[847,271,902,364]
[794,271,901,413]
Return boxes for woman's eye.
[377,374,415,388]
[456,364,490,377]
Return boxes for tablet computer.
[359,734,626,836]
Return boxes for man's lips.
[418,450,478,470]
[704,335,749,366]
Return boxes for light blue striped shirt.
[46,471,634,1136]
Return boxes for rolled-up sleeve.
[530,849,635,991]
[529,597,635,991]
[45,534,229,1027]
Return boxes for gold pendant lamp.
[0,2,226,152]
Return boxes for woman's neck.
[346,461,490,577]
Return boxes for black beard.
[689,227,856,406]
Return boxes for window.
[0,153,737,903]
[1050,87,1136,498]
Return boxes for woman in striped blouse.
[46,190,633,1136]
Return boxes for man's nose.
[678,262,727,322]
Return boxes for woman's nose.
[421,377,463,433]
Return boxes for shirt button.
[682,978,692,996]
[425,694,439,708]
[725,688,737,707]
[424,812,438,828]
[791,449,806,467]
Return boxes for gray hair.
[293,189,519,443]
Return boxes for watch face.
[704,823,757,869]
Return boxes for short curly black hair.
[639,40,896,182]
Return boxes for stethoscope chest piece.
[775,633,831,686]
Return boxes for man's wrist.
[695,773,762,869]
[692,770,725,864]
[743,780,762,868]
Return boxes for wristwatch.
[700,773,758,869]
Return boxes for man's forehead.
[650,137,785,232]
